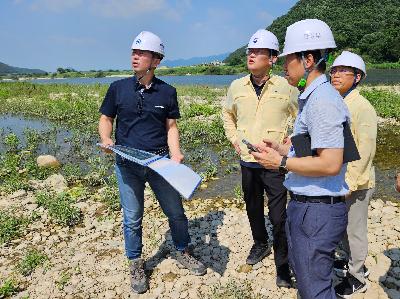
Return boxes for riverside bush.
[16,249,48,276]
[35,191,82,226]
[361,89,400,119]
[0,211,28,244]
[0,279,18,298]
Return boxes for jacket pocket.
[264,128,286,143]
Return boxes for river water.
[9,69,400,86]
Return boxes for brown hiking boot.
[129,258,148,294]
[172,249,207,276]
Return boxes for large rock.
[9,189,27,199]
[37,155,60,168]
[43,174,67,193]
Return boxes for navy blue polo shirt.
[99,76,180,152]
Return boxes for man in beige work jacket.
[330,51,377,298]
[222,29,298,288]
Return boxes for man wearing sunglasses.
[98,31,206,294]
[222,29,298,288]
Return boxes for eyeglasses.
[137,89,145,117]
[246,48,269,56]
[329,68,354,76]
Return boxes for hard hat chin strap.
[269,49,274,77]
[135,66,156,86]
[297,53,310,91]
[297,50,332,91]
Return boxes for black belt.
[289,192,345,204]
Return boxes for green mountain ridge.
[0,62,47,75]
[224,0,400,65]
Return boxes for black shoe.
[246,244,271,265]
[129,258,148,294]
[334,260,370,278]
[276,264,296,289]
[334,259,349,278]
[335,274,367,298]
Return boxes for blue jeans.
[115,160,190,260]
[286,199,347,299]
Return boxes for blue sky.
[0,0,298,71]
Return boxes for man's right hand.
[100,138,114,154]
[262,138,280,151]
[233,141,241,155]
[396,173,400,193]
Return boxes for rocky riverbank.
[0,172,399,299]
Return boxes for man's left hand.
[171,153,184,163]
[251,147,282,169]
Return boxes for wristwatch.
[279,156,288,174]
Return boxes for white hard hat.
[279,19,336,57]
[247,29,279,52]
[131,31,165,57]
[332,51,367,76]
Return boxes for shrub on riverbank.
[361,89,400,119]
[0,211,28,244]
[35,191,82,227]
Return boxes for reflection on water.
[0,114,72,157]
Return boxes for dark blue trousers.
[286,200,347,299]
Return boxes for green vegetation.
[0,279,19,298]
[0,82,398,203]
[16,249,48,276]
[56,270,71,290]
[156,64,246,76]
[0,132,58,193]
[0,211,28,244]
[225,0,400,66]
[360,89,400,119]
[98,174,120,212]
[35,191,82,226]
[0,61,46,75]
[374,125,400,170]
[204,280,260,299]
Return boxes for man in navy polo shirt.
[98,31,206,294]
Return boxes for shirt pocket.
[264,128,286,143]
[149,104,168,119]
[234,94,254,120]
[265,93,290,108]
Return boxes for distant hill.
[161,53,230,67]
[0,62,47,75]
[224,0,400,65]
